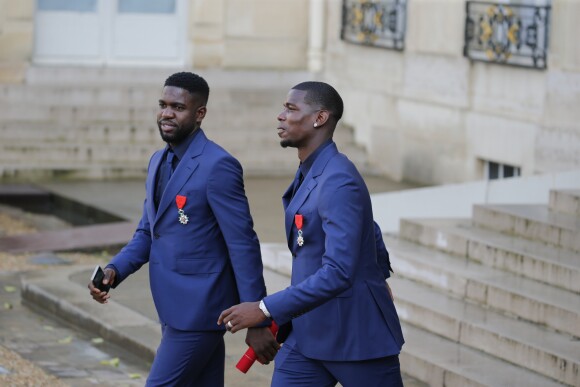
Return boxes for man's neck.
[297,135,332,162]
[169,127,199,149]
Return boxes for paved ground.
[38,176,416,244]
[1,175,425,386]
[1,271,150,386]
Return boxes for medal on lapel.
[176,195,189,225]
[295,214,304,246]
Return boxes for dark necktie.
[291,167,303,199]
[155,150,174,209]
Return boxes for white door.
[34,0,186,66]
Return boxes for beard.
[280,139,297,148]
[158,121,196,144]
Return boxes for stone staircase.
[389,189,580,386]
[0,66,374,180]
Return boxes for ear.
[314,110,330,128]
[196,106,207,121]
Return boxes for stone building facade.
[0,0,578,184]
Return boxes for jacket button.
[154,233,160,239]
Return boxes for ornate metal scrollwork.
[464,1,550,69]
[341,0,407,51]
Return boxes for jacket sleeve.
[108,199,152,287]
[207,155,267,303]
[264,170,364,325]
[374,221,392,279]
[107,154,157,287]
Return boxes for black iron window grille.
[341,0,407,51]
[464,1,550,69]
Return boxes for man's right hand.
[88,267,116,304]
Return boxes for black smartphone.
[91,265,111,292]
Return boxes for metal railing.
[464,1,550,69]
[341,0,407,51]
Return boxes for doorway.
[34,0,187,66]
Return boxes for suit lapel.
[284,178,317,245]
[154,130,207,225]
[283,143,338,245]
[282,182,293,210]
[147,150,164,225]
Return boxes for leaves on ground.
[57,336,73,344]
[100,357,120,367]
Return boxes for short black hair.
[291,81,344,123]
[164,72,210,105]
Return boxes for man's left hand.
[245,327,280,364]
[217,301,267,333]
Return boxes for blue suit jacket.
[109,129,266,331]
[264,142,404,361]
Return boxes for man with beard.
[88,72,279,386]
[218,81,404,386]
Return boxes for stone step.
[0,84,162,107]
[0,155,297,181]
[400,323,564,387]
[399,218,580,293]
[0,132,370,178]
[0,140,292,161]
[0,162,147,180]
[0,104,157,123]
[473,204,580,253]
[550,189,580,216]
[0,84,286,110]
[386,236,580,337]
[0,122,159,143]
[0,119,358,148]
[25,65,182,86]
[0,142,158,163]
[391,277,578,385]
[0,146,370,181]
[24,66,313,89]
[1,66,374,179]
[0,104,279,124]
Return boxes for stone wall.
[1,0,578,184]
[0,0,34,83]
[323,0,580,184]
[188,0,310,70]
[0,0,310,75]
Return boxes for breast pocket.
[180,190,202,211]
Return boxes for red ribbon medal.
[294,214,304,246]
[176,195,188,224]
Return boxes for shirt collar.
[300,139,334,178]
[169,128,201,162]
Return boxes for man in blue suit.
[219,81,405,386]
[89,72,279,386]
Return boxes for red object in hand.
[236,321,278,373]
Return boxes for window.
[341,0,407,50]
[118,0,176,14]
[38,0,97,12]
[463,1,550,69]
[483,160,521,180]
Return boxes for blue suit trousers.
[146,326,225,387]
[272,333,403,387]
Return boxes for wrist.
[258,299,271,318]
